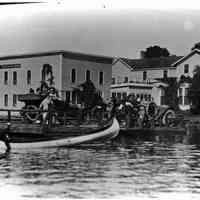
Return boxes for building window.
[117,93,121,100]
[112,77,115,84]
[184,88,189,105]
[163,70,168,78]
[27,70,31,85]
[4,94,8,107]
[160,89,165,105]
[13,94,17,107]
[13,71,17,85]
[98,91,103,97]
[112,92,116,99]
[144,94,148,101]
[122,92,127,99]
[184,64,189,74]
[71,68,76,83]
[178,88,183,105]
[4,71,8,85]
[148,94,151,101]
[99,71,104,85]
[124,76,128,83]
[143,71,147,81]
[86,70,90,81]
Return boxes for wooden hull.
[0,118,119,150]
[120,126,186,135]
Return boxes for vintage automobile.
[114,100,176,128]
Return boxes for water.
[1,132,200,199]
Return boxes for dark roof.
[0,50,113,64]
[120,56,183,70]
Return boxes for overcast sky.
[1,1,200,59]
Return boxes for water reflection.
[1,131,200,199]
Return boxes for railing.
[0,108,109,128]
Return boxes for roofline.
[112,57,134,70]
[114,56,182,71]
[0,50,114,64]
[172,48,200,67]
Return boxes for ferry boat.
[0,92,119,151]
[0,109,119,151]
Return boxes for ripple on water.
[1,135,200,199]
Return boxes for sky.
[1,0,200,59]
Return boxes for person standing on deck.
[0,131,11,152]
[147,98,157,128]
[39,93,54,124]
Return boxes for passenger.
[29,88,35,94]
[0,131,11,152]
[137,105,146,127]
[39,94,54,124]
[147,98,157,128]
[136,97,141,106]
[148,98,157,117]
[108,98,117,118]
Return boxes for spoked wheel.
[162,109,176,127]
[24,105,41,123]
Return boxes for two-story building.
[112,48,200,110]
[112,55,182,106]
[0,50,113,109]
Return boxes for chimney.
[140,51,145,59]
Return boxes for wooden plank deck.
[120,126,187,135]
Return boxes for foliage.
[191,42,200,50]
[74,80,104,109]
[162,77,179,110]
[143,45,170,58]
[188,65,200,113]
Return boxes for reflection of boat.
[0,117,119,150]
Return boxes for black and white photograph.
[0,0,200,199]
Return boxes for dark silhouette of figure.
[0,131,11,152]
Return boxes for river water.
[1,131,200,200]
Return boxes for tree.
[188,65,200,113]
[143,45,170,58]
[162,78,179,110]
[74,80,104,109]
[191,42,200,50]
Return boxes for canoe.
[0,118,119,150]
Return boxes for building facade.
[112,48,200,110]
[111,56,180,107]
[0,51,113,109]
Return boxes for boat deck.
[120,126,186,135]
